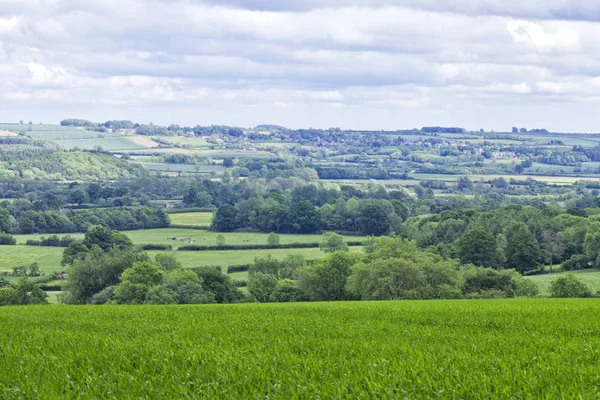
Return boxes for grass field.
[158,136,209,147]
[1,300,599,398]
[0,246,64,275]
[525,269,600,296]
[147,246,363,271]
[52,137,151,151]
[13,229,367,248]
[169,212,213,226]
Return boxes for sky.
[1,0,599,132]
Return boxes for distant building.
[165,200,184,209]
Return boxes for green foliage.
[153,253,182,272]
[505,222,541,273]
[267,232,280,246]
[549,274,593,298]
[0,233,16,245]
[456,229,498,268]
[248,272,279,302]
[319,232,349,253]
[64,249,149,304]
[0,278,48,306]
[300,252,357,301]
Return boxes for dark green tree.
[505,222,541,273]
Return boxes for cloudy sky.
[1,1,599,131]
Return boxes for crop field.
[169,212,213,226]
[51,137,152,151]
[525,269,600,296]
[1,300,599,398]
[147,246,363,270]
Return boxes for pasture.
[1,300,599,398]
[169,212,213,226]
[13,229,367,248]
[0,246,64,276]
[525,269,600,296]
[52,137,151,151]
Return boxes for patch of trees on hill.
[0,148,147,181]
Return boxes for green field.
[158,136,209,147]
[1,300,599,398]
[169,212,213,226]
[0,246,64,275]
[14,229,358,248]
[525,269,600,296]
[52,137,150,151]
[147,246,363,271]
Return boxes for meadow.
[169,212,213,226]
[1,300,599,398]
[525,268,600,296]
[52,137,151,151]
[0,246,64,276]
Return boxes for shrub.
[26,240,41,246]
[0,234,16,245]
[139,244,173,251]
[549,274,593,298]
[227,265,251,274]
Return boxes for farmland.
[0,246,63,276]
[525,269,600,296]
[1,300,599,398]
[169,212,213,226]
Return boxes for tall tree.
[505,222,541,273]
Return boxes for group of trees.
[0,206,169,234]
[402,205,600,274]
[212,197,405,235]
[59,226,242,305]
[246,237,539,303]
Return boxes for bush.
[227,265,251,274]
[0,234,16,245]
[549,274,593,298]
[562,254,590,271]
[26,240,41,246]
[139,244,173,251]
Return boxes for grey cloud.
[0,0,600,131]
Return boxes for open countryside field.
[525,269,600,296]
[122,229,367,248]
[52,137,151,151]
[2,300,600,398]
[0,246,64,275]
[169,212,213,226]
[147,246,363,271]
[158,136,209,146]
[13,229,368,248]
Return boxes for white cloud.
[0,1,599,131]
[507,20,580,52]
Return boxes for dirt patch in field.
[0,130,17,137]
[127,136,159,148]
